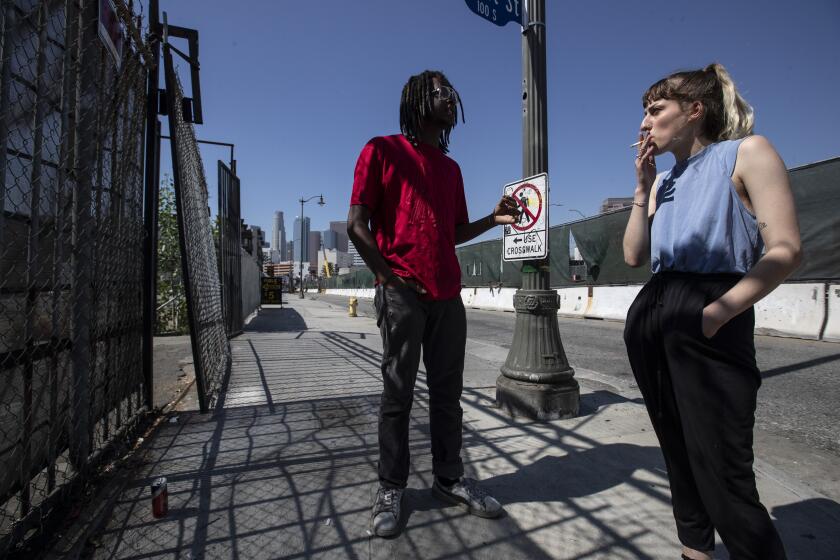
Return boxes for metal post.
[70,0,103,469]
[496,0,579,420]
[142,0,160,410]
[299,197,305,299]
[19,0,50,515]
[0,2,16,252]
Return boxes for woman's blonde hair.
[642,63,754,141]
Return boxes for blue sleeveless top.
[650,138,763,274]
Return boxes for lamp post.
[496,0,579,421]
[568,208,585,219]
[298,194,325,299]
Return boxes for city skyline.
[154,1,840,247]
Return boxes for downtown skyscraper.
[293,216,310,263]
[272,211,286,260]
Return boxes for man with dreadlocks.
[348,70,520,537]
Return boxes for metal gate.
[218,160,242,337]
[163,44,229,412]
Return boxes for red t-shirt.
[350,134,469,301]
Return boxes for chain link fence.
[163,44,230,413]
[0,0,150,552]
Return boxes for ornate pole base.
[496,288,580,420]
[496,375,579,420]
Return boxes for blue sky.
[153,0,840,246]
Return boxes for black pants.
[374,284,466,489]
[624,272,786,559]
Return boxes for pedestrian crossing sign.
[502,173,548,261]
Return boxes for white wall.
[324,282,839,342]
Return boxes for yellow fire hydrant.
[348,297,358,317]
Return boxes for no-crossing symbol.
[503,173,548,261]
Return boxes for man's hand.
[385,274,427,295]
[455,195,523,245]
[493,195,522,224]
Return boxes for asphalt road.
[315,293,840,499]
[462,307,840,453]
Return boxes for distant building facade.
[308,231,321,269]
[322,229,338,250]
[329,221,349,252]
[318,249,353,277]
[600,197,634,213]
[264,261,294,277]
[347,239,365,268]
[245,225,266,264]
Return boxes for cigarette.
[631,132,651,148]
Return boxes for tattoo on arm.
[758,222,767,231]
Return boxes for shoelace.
[462,479,488,502]
[376,489,400,513]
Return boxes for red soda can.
[151,477,168,518]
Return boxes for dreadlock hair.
[399,70,465,154]
[642,63,754,141]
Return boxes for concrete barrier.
[323,282,838,341]
[323,288,375,299]
[461,288,476,307]
[585,286,643,321]
[557,287,590,317]
[820,285,840,342]
[496,288,516,311]
[469,287,516,311]
[754,283,825,340]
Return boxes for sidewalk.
[76,298,839,559]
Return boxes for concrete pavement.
[69,297,840,559]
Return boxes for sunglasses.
[432,86,459,102]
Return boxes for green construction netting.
[788,157,840,280]
[548,225,573,285]
[322,268,375,289]
[570,210,651,286]
[329,156,839,289]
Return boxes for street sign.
[261,277,284,305]
[503,173,548,261]
[463,0,523,27]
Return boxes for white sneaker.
[432,477,503,518]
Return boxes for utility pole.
[496,0,579,420]
[298,194,325,299]
[142,0,161,411]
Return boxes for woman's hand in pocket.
[701,302,730,339]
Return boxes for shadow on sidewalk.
[244,306,308,332]
[82,320,839,559]
[771,498,840,557]
[481,443,664,503]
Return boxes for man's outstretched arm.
[455,195,520,245]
